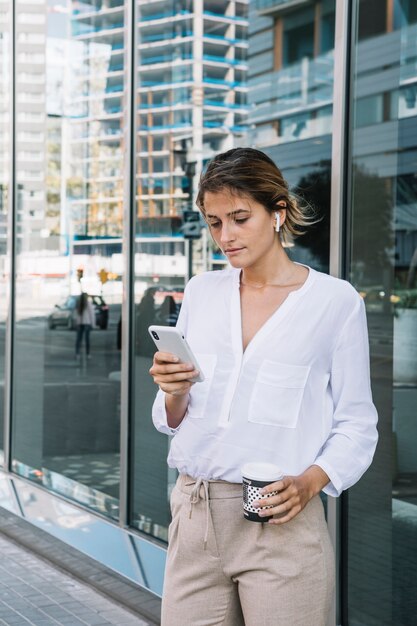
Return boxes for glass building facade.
[1,1,417,624]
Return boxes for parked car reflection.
[359,285,417,313]
[48,295,109,330]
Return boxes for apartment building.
[70,0,248,237]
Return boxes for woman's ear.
[274,200,287,232]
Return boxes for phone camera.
[151,331,159,340]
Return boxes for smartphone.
[148,325,204,382]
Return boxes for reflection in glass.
[347,1,417,623]
[130,0,249,541]
[0,0,11,466]
[248,0,335,273]
[11,0,124,519]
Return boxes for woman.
[75,292,95,359]
[149,148,378,626]
[156,294,179,327]
[136,287,158,357]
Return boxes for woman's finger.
[149,362,195,377]
[259,476,291,495]
[258,497,300,520]
[154,351,180,364]
[153,370,199,384]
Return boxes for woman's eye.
[235,218,248,224]
[209,222,221,229]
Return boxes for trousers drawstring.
[188,477,210,550]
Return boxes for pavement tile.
[53,617,87,626]
[0,614,33,626]
[0,534,154,626]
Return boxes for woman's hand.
[149,351,199,397]
[253,465,330,525]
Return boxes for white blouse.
[152,265,378,497]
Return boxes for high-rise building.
[1,0,47,251]
[247,0,335,272]
[70,0,248,239]
[136,0,248,219]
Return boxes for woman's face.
[203,189,282,269]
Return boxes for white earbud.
[274,212,280,233]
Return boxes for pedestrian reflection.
[136,288,158,357]
[75,292,95,360]
[156,295,179,326]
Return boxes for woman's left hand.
[252,465,330,525]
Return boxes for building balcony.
[138,102,193,112]
[203,34,248,47]
[256,0,311,16]
[137,150,170,158]
[72,4,123,21]
[139,32,193,46]
[138,123,192,133]
[203,54,247,68]
[203,11,247,25]
[204,99,247,112]
[140,54,193,67]
[70,195,123,205]
[138,10,192,26]
[138,80,193,91]
[70,129,123,144]
[70,108,123,121]
[248,52,334,123]
[203,77,247,89]
[73,22,124,39]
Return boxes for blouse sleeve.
[151,279,191,436]
[314,296,379,497]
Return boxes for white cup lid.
[241,462,284,482]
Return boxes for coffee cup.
[241,462,284,522]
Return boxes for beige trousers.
[161,474,335,626]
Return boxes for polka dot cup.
[242,462,284,522]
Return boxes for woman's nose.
[220,223,235,245]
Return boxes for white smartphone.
[148,325,205,382]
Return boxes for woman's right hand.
[149,351,199,397]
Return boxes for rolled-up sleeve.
[151,280,191,436]
[314,296,379,497]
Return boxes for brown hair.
[196,147,315,244]
[77,292,88,315]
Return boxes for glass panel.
[129,0,249,542]
[0,0,11,466]
[248,0,335,272]
[11,0,126,519]
[347,1,417,624]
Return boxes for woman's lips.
[225,247,244,256]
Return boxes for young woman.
[149,148,378,626]
[75,292,95,358]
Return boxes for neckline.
[235,261,314,297]
[231,263,316,357]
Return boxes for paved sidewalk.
[0,533,154,626]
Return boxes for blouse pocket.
[248,360,310,428]
[186,353,217,419]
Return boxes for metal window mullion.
[119,0,138,528]
[3,0,17,473]
[329,1,354,625]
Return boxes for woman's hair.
[196,147,315,243]
[77,292,88,314]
